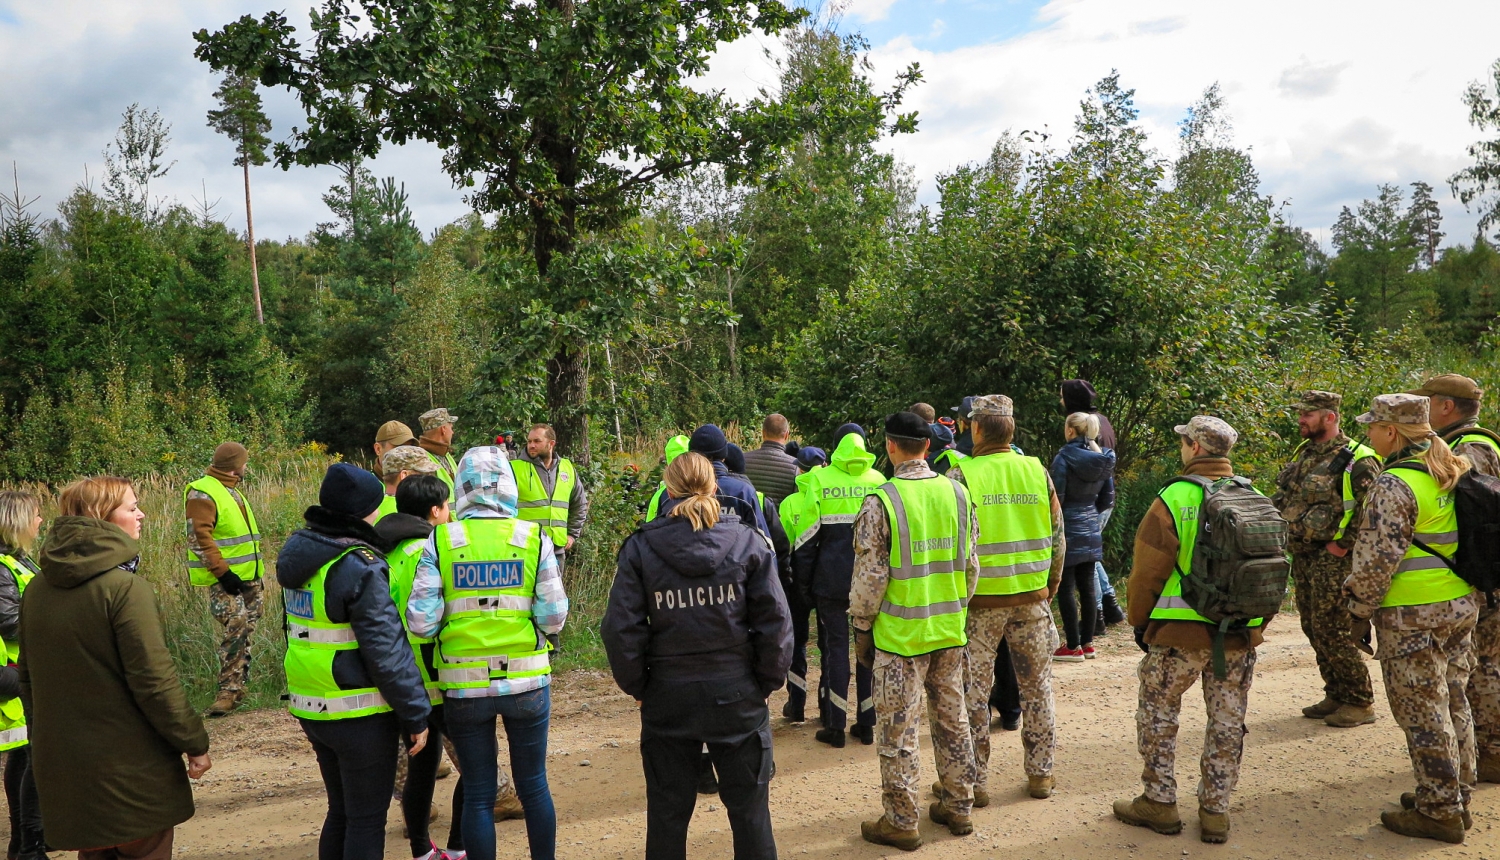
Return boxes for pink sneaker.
[1082,646,1097,660]
[1052,646,1084,663]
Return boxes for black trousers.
[987,637,1022,723]
[300,712,400,860]
[641,676,776,860]
[4,745,43,858]
[784,592,814,715]
[1057,562,1099,649]
[815,596,874,732]
[401,704,453,856]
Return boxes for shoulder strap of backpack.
[1446,426,1500,446]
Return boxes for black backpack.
[1164,475,1292,678]
[1387,462,1500,605]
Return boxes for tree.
[1330,184,1426,329]
[206,73,273,323]
[195,0,913,462]
[102,104,176,219]
[1407,180,1444,269]
[1072,71,1153,183]
[1451,58,1500,239]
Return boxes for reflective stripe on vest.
[284,547,394,721]
[1149,479,1264,627]
[513,457,576,546]
[184,476,263,586]
[0,725,27,751]
[0,555,34,671]
[435,518,550,689]
[870,477,970,657]
[1383,463,1471,608]
[962,452,1053,596]
[0,606,26,751]
[1336,441,1380,539]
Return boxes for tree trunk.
[546,340,590,465]
[243,160,264,324]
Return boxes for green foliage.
[1452,57,1500,238]
[206,73,272,169]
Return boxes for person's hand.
[186,753,212,779]
[1350,613,1373,656]
[545,632,561,653]
[1325,542,1349,558]
[565,535,576,552]
[854,627,875,670]
[1134,626,1150,654]
[408,729,429,756]
[217,572,245,596]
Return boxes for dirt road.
[159,625,1499,858]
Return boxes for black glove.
[1350,613,1373,656]
[217,572,246,596]
[1133,625,1149,654]
[545,632,561,653]
[854,627,875,670]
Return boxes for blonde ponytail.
[665,452,721,532]
[1065,412,1102,453]
[1383,423,1471,492]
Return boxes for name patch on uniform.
[285,588,315,619]
[654,583,739,610]
[912,537,954,553]
[454,560,524,590]
[982,493,1040,505]
[822,486,869,500]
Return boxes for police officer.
[947,395,1065,805]
[645,435,691,522]
[1347,394,1478,843]
[851,412,978,849]
[655,426,769,536]
[793,427,885,747]
[779,446,827,724]
[417,408,461,503]
[1113,416,1265,845]
[604,451,792,860]
[1272,390,1381,727]
[513,423,590,573]
[183,441,265,717]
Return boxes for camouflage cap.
[1173,415,1238,455]
[968,394,1014,418]
[419,408,458,430]
[375,420,416,446]
[1408,373,1484,401]
[381,445,439,479]
[1294,390,1342,413]
[1355,393,1430,426]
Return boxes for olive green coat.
[18,517,210,849]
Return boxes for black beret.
[884,411,932,441]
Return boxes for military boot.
[1381,808,1465,844]
[1324,704,1376,728]
[928,802,974,836]
[494,791,525,822]
[1198,808,1229,844]
[860,817,923,851]
[1478,753,1500,784]
[1400,792,1472,829]
[1301,697,1339,719]
[1028,776,1055,799]
[930,779,988,808]
[207,691,240,718]
[814,728,846,749]
[1113,795,1183,835]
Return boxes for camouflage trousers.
[964,603,1058,785]
[1136,645,1255,815]
[1377,604,1477,820]
[1291,546,1373,707]
[393,735,517,802]
[209,579,263,702]
[873,645,975,830]
[1466,604,1500,760]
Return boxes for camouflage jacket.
[1437,418,1500,479]
[1272,433,1380,548]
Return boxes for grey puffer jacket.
[1049,439,1116,566]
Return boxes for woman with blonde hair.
[604,452,792,860]
[1048,412,1116,661]
[0,490,46,860]
[19,476,211,860]
[1345,394,1477,843]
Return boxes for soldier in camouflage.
[1347,393,1478,844]
[1410,375,1500,782]
[1272,390,1381,728]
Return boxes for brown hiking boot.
[928,802,973,836]
[494,791,525,821]
[435,757,453,779]
[930,779,988,808]
[1400,792,1471,830]
[1381,807,1464,844]
[1301,697,1339,719]
[1113,795,1183,835]
[1028,776,1055,799]
[1198,807,1229,844]
[860,817,923,851]
[1478,753,1500,784]
[207,691,239,718]
[1324,704,1376,728]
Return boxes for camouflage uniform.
[1273,400,1381,709]
[186,479,262,704]
[1137,644,1256,814]
[851,457,980,831]
[393,737,518,804]
[964,603,1058,783]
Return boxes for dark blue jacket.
[1049,440,1117,567]
[656,461,770,537]
[276,506,431,735]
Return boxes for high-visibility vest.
[1383,460,1472,608]
[870,476,971,657]
[962,452,1053,596]
[1292,439,1381,539]
[434,518,550,690]
[933,448,966,471]
[376,494,398,524]
[1451,429,1500,459]
[646,484,668,522]
[427,450,458,504]
[284,547,394,720]
[0,554,33,751]
[808,464,884,541]
[780,486,812,548]
[387,537,441,705]
[1150,479,1265,627]
[183,476,263,587]
[512,457,576,547]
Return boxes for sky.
[1,0,1497,247]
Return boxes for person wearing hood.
[1049,413,1117,661]
[407,447,569,860]
[278,463,431,860]
[418,408,461,503]
[604,451,792,860]
[183,441,264,718]
[20,476,211,859]
[654,426,769,537]
[0,491,45,860]
[645,435,692,522]
[513,423,590,573]
[776,446,827,724]
[1060,379,1117,450]
[793,429,886,747]
[1060,380,1123,636]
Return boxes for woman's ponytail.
[665,452,721,532]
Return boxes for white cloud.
[845,0,901,24]
[1277,57,1350,99]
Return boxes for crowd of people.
[0,374,1497,858]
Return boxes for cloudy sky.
[2,0,1497,247]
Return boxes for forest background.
[3,6,1500,707]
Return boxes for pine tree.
[206,74,272,323]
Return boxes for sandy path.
[162,625,1500,859]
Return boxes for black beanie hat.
[833,422,866,447]
[320,462,386,519]
[689,424,729,460]
[885,411,932,441]
[796,446,828,470]
[726,443,746,475]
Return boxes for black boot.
[815,728,846,748]
[1094,613,1107,637]
[1102,593,1126,626]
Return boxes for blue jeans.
[444,688,555,860]
[1095,507,1116,610]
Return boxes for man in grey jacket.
[742,414,799,505]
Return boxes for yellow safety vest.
[434,518,550,690]
[962,452,1053,596]
[183,476,263,587]
[1383,460,1472,608]
[284,547,394,720]
[870,476,971,657]
[0,554,33,751]
[387,537,441,705]
[512,457,577,547]
[1150,479,1265,628]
